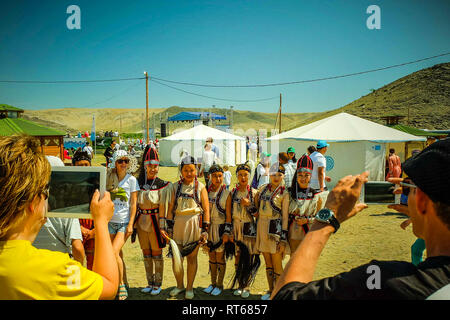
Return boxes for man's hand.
[325,176,331,182]
[400,218,412,230]
[325,172,369,224]
[90,190,114,224]
[388,204,410,216]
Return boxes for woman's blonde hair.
[0,135,51,240]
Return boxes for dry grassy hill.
[7,62,450,135]
[295,62,450,129]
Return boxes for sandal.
[118,284,128,300]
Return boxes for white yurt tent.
[159,124,246,166]
[266,112,426,187]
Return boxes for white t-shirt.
[83,146,93,158]
[223,171,232,186]
[110,174,140,224]
[257,163,269,188]
[202,150,216,172]
[309,151,327,190]
[250,142,258,151]
[33,218,82,255]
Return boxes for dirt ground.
[90,156,418,300]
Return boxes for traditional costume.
[229,163,260,297]
[204,165,231,295]
[288,155,320,243]
[134,146,170,295]
[254,163,289,300]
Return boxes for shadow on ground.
[369,211,409,219]
[128,286,263,300]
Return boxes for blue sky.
[0,0,448,113]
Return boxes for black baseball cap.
[402,138,450,205]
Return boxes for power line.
[150,79,279,102]
[150,52,450,88]
[0,77,145,84]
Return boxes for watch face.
[318,209,331,221]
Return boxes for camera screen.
[48,171,100,214]
[363,182,396,204]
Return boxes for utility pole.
[279,93,282,133]
[230,106,234,129]
[144,71,149,143]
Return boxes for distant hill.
[5,62,450,135]
[295,62,450,129]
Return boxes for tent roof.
[167,111,226,122]
[0,118,65,137]
[266,112,426,142]
[161,124,244,141]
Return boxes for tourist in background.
[200,143,216,187]
[223,165,232,190]
[278,152,295,188]
[386,148,402,180]
[309,140,331,208]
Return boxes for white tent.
[266,112,426,187]
[159,124,246,166]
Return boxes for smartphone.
[46,166,106,219]
[362,181,400,205]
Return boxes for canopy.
[159,125,245,166]
[167,111,226,122]
[265,113,426,186]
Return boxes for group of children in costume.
[100,144,324,300]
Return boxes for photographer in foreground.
[272,138,450,299]
[0,135,118,300]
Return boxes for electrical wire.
[150,79,279,102]
[150,52,450,88]
[0,77,145,84]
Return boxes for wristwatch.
[315,208,340,233]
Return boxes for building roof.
[390,124,442,137]
[0,104,24,112]
[0,117,65,137]
[266,112,426,143]
[167,111,226,122]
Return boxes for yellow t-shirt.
[0,240,103,300]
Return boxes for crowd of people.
[0,134,449,300]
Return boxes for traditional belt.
[138,208,159,215]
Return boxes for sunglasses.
[117,159,129,164]
[400,181,417,197]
